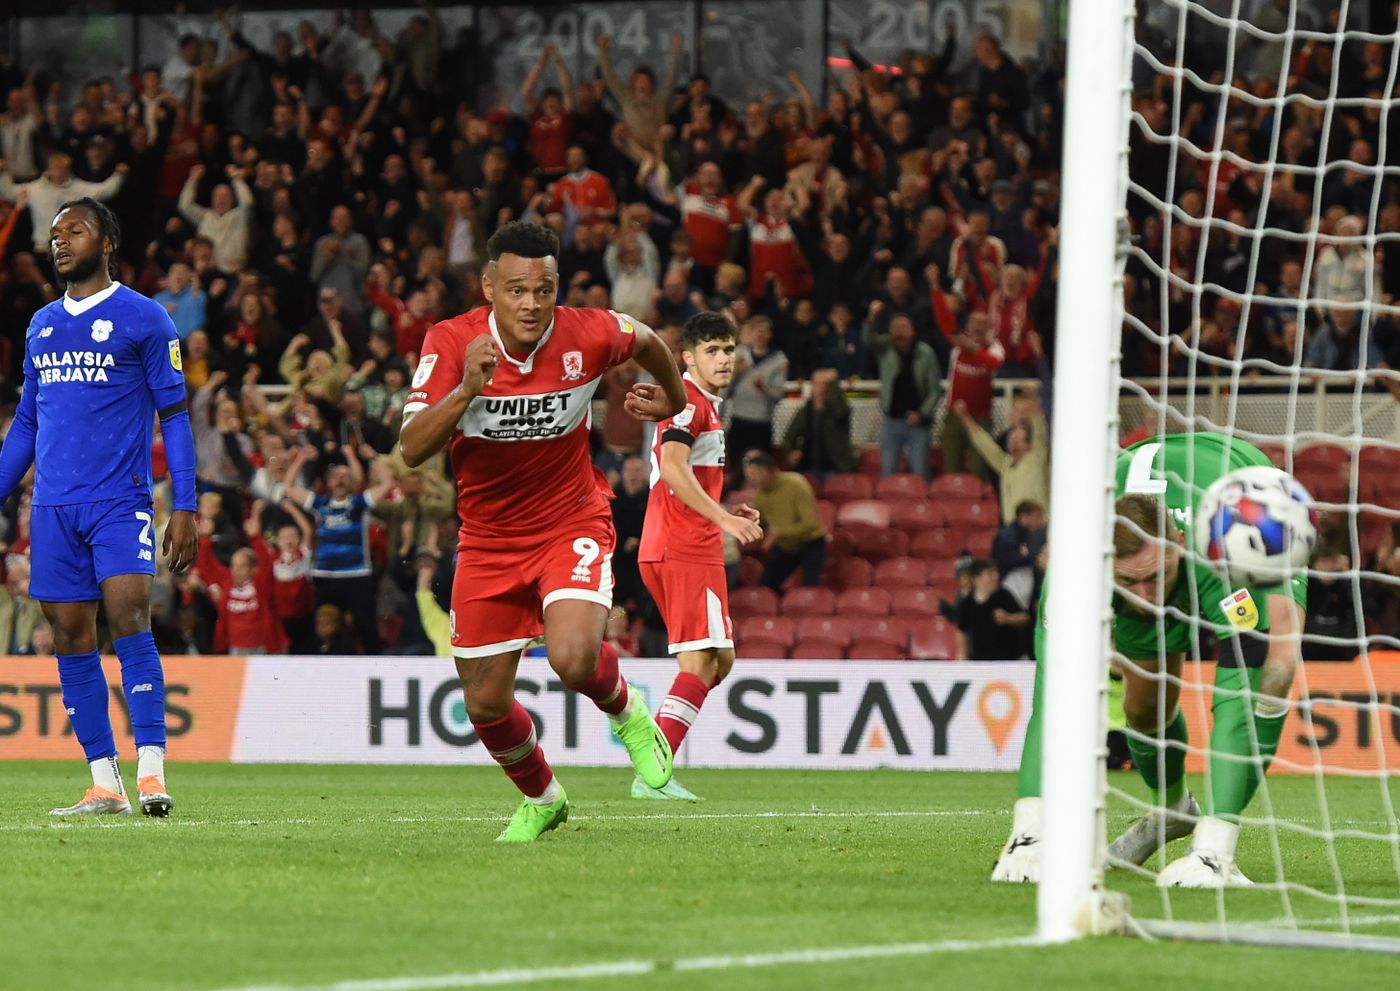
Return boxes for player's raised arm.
[624,321,687,421]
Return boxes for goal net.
[1041,0,1400,950]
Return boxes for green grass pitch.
[4,763,1399,990]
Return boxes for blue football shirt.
[20,282,188,507]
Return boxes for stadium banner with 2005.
[1,657,1398,772]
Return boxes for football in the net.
[1194,465,1320,586]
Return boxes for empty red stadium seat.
[863,528,911,562]
[837,499,892,528]
[847,641,907,660]
[836,586,893,617]
[823,473,875,506]
[891,586,946,618]
[736,637,790,659]
[1294,443,1351,471]
[1357,443,1400,477]
[1357,509,1394,561]
[928,578,961,602]
[944,500,999,530]
[738,615,796,646]
[797,615,857,647]
[858,616,914,654]
[815,499,836,533]
[911,529,963,560]
[873,556,929,587]
[1360,462,1400,507]
[909,619,961,660]
[738,556,764,588]
[858,446,884,477]
[889,500,947,533]
[929,473,985,500]
[1254,442,1288,468]
[925,558,961,585]
[789,637,848,660]
[729,586,779,617]
[781,586,838,617]
[875,473,929,502]
[824,556,875,590]
[963,529,996,558]
[1295,466,1349,504]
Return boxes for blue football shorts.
[29,496,158,602]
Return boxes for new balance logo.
[1007,835,1038,854]
[131,683,154,693]
[1198,854,1223,875]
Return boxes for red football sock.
[657,672,710,753]
[472,702,556,799]
[564,640,629,716]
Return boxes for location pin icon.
[978,681,1022,753]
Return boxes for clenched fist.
[463,335,501,396]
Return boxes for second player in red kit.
[639,312,763,799]
[400,221,688,841]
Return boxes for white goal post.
[1037,0,1133,944]
[1041,0,1400,951]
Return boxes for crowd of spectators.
[0,5,1390,658]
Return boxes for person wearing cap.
[742,450,829,591]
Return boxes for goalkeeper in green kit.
[992,432,1309,888]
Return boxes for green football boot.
[611,687,674,788]
[496,790,569,843]
[630,775,702,801]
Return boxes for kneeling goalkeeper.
[993,432,1307,888]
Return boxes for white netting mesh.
[1109,0,1400,946]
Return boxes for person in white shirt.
[178,163,255,272]
[0,153,127,253]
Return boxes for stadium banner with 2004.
[1,657,1397,772]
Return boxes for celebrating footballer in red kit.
[399,221,688,842]
[638,312,763,799]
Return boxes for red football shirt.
[252,539,315,619]
[529,110,574,174]
[681,183,743,269]
[639,374,726,565]
[747,214,812,298]
[551,169,616,219]
[947,341,1006,419]
[405,306,639,536]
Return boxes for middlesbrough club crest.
[562,351,584,381]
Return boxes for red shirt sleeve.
[403,320,467,416]
[601,309,641,369]
[658,388,704,446]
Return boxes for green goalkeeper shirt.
[1109,432,1307,660]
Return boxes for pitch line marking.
[1262,912,1400,929]
[209,935,1044,991]
[0,808,997,832]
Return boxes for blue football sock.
[57,650,116,762]
[114,631,166,750]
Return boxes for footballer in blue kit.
[0,198,199,817]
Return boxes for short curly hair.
[486,221,560,264]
